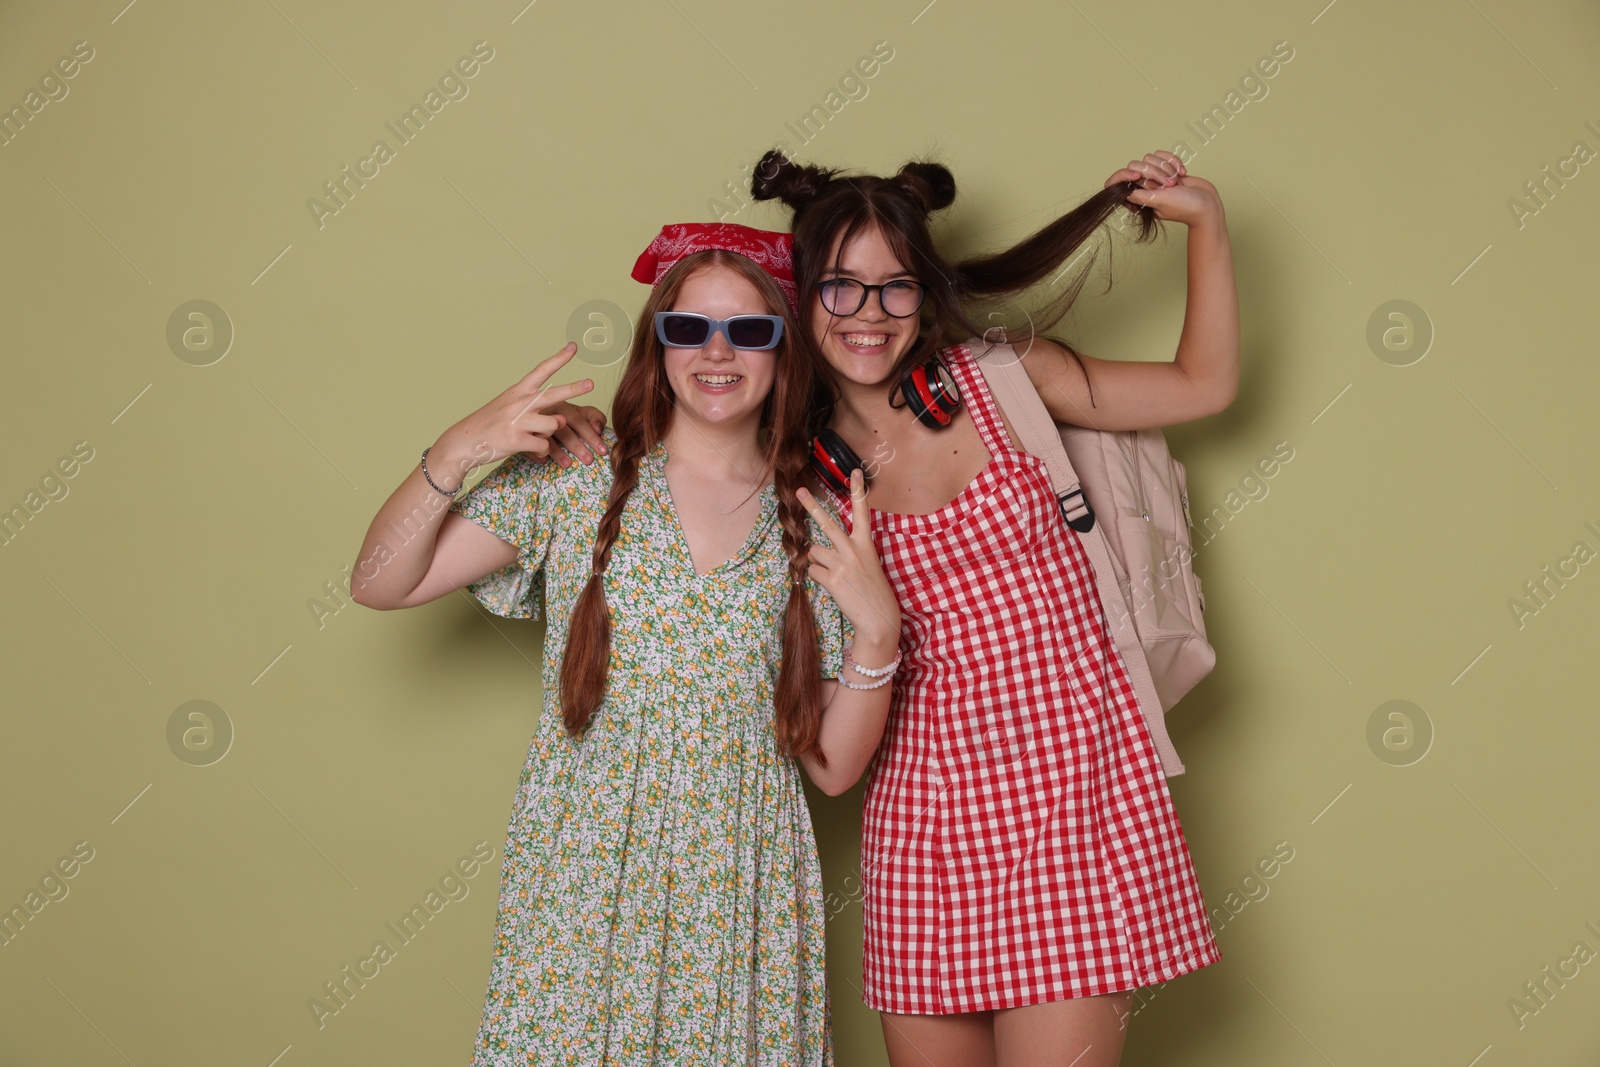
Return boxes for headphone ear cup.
[810,428,864,496]
[928,360,962,423]
[899,359,963,428]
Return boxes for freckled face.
[806,222,921,388]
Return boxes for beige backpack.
[969,338,1216,777]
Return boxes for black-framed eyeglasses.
[817,278,926,318]
[653,312,786,351]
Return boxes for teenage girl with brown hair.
[751,150,1240,1066]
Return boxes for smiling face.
[806,221,922,389]
[660,264,779,430]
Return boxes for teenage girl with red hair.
[353,223,901,1065]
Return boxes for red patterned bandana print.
[631,222,798,314]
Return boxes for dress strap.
[942,344,1012,459]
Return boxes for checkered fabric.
[821,345,1221,1015]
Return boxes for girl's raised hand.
[433,343,597,476]
[796,470,901,647]
[1106,150,1220,226]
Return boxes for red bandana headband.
[631,222,798,315]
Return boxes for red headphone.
[810,357,962,495]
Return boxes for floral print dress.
[448,429,850,1066]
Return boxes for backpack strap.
[969,341,1095,534]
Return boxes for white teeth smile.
[843,333,888,347]
[695,373,742,384]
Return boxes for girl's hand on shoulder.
[1106,150,1222,227]
[434,343,596,471]
[545,401,609,468]
[795,470,900,645]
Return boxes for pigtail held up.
[750,147,1164,415]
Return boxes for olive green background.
[3,0,1599,1063]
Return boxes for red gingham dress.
[822,345,1221,1015]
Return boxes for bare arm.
[801,620,899,797]
[347,454,516,610]
[349,343,594,610]
[792,472,902,796]
[1021,157,1239,431]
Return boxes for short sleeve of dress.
[804,510,856,679]
[448,432,610,619]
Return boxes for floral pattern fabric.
[448,428,849,1066]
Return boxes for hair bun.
[750,149,835,212]
[893,160,957,213]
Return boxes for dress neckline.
[828,347,1024,532]
[854,453,1007,531]
[643,441,777,579]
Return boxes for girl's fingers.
[1147,154,1181,185]
[1127,156,1179,189]
[1140,152,1176,172]
[1108,164,1159,190]
[520,413,563,438]
[807,544,837,572]
[519,342,579,392]
[582,409,610,454]
[525,378,595,410]
[806,561,861,611]
[1136,166,1169,189]
[848,469,871,543]
[508,383,592,428]
[795,486,845,542]
[552,425,593,464]
[570,419,607,461]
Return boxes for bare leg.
[880,1009,997,1067]
[993,992,1134,1067]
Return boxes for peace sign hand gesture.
[431,342,597,481]
[795,469,901,647]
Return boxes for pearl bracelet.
[837,671,893,691]
[844,642,901,679]
[836,643,900,690]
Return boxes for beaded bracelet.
[837,671,893,691]
[844,643,900,679]
[837,644,900,690]
[420,447,462,498]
